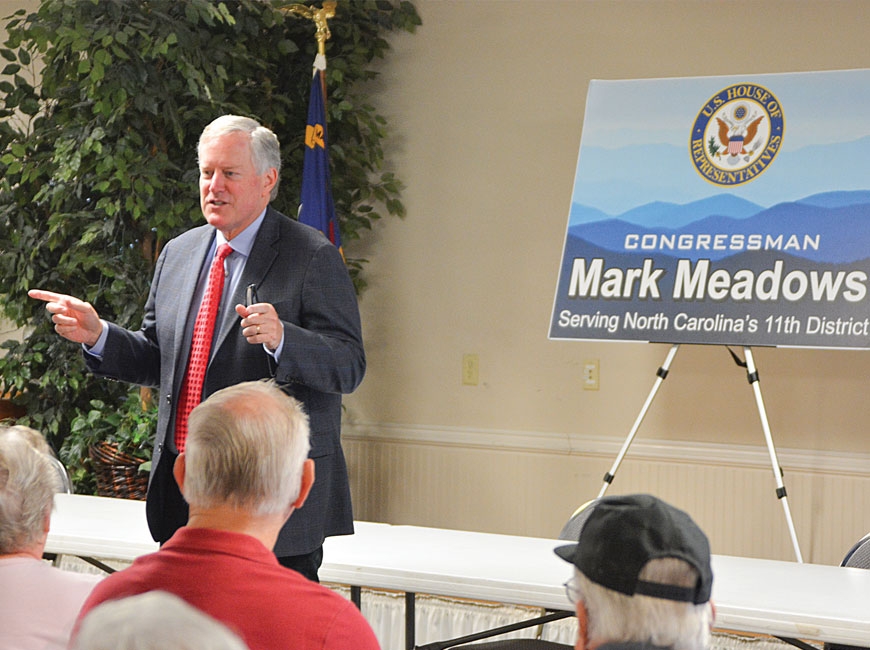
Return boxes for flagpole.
[281,1,337,56]
[284,1,345,258]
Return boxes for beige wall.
[350,0,870,450]
[343,0,870,564]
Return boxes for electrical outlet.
[462,353,479,386]
[583,359,599,390]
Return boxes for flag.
[299,53,343,257]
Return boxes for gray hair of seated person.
[198,114,282,201]
[0,426,61,554]
[575,558,714,650]
[73,591,249,650]
[184,381,311,516]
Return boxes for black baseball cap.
[555,494,713,605]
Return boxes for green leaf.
[89,61,105,82]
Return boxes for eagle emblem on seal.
[714,104,765,158]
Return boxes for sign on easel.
[550,69,870,349]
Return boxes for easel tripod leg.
[742,347,803,563]
[597,344,680,498]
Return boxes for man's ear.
[173,453,186,493]
[292,459,315,509]
[262,167,278,198]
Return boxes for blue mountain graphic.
[567,191,870,264]
[571,194,762,229]
[795,190,870,209]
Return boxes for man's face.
[199,131,277,240]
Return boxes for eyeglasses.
[563,578,582,604]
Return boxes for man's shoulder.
[165,223,213,249]
[264,207,335,251]
[151,224,213,268]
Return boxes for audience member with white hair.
[0,425,102,650]
[73,591,249,650]
[73,380,380,650]
[555,494,715,650]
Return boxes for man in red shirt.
[73,381,379,650]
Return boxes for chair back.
[841,532,870,569]
[558,499,599,542]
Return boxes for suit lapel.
[173,228,215,376]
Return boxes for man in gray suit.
[30,115,365,581]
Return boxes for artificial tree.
[0,0,419,493]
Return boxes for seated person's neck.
[185,504,292,551]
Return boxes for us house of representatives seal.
[690,83,785,186]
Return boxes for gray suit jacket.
[86,208,365,556]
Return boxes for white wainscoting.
[343,422,870,566]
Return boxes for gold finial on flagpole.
[281,1,337,57]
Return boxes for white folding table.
[47,495,870,649]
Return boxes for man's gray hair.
[0,426,61,554]
[183,381,311,516]
[73,591,249,650]
[198,114,282,200]
[575,558,714,650]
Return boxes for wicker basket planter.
[88,441,149,501]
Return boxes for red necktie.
[174,243,233,452]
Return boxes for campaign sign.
[550,69,870,349]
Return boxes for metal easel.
[596,343,803,563]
